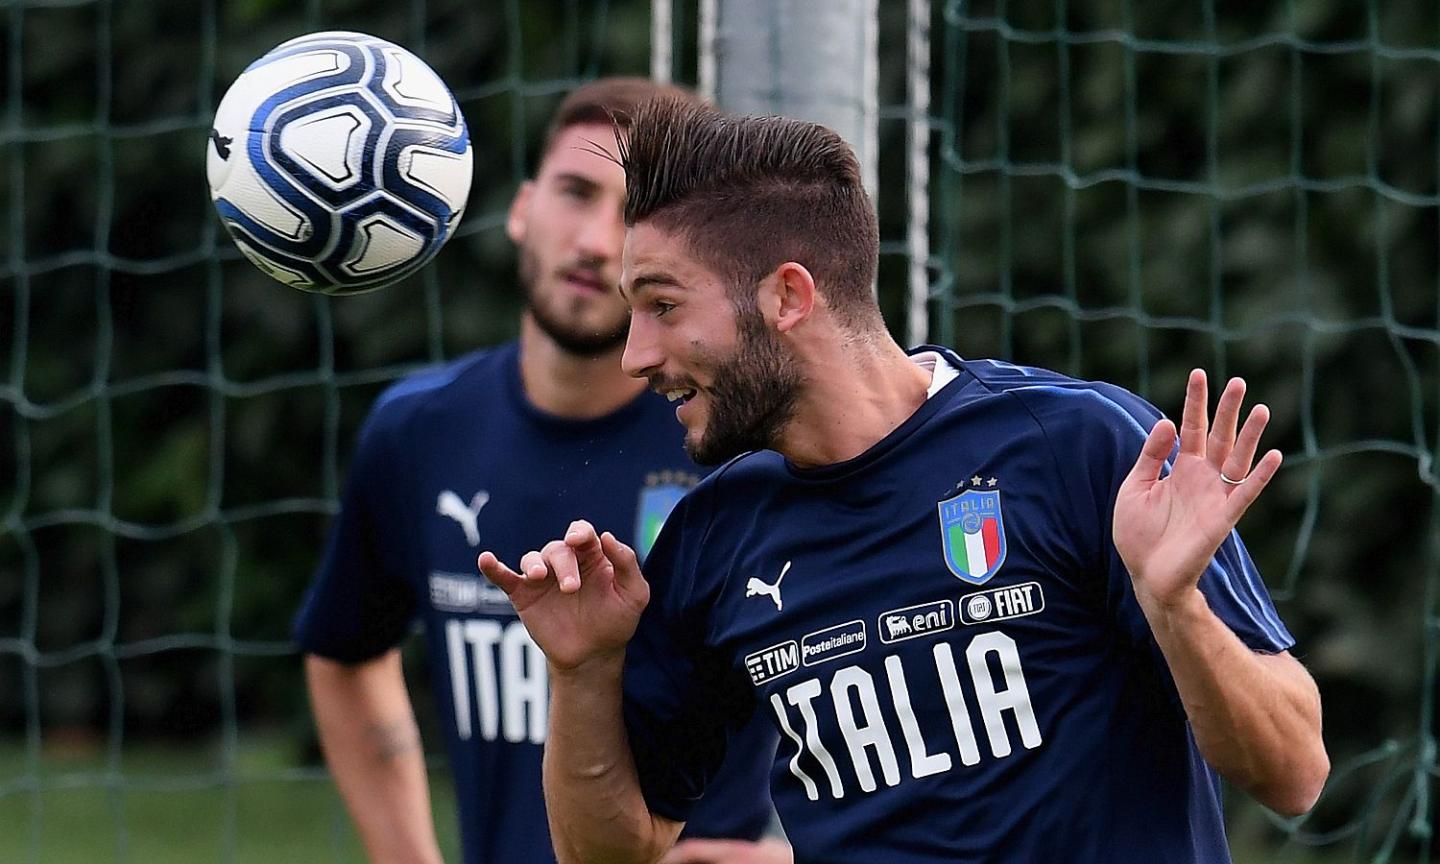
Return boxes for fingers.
[660,839,745,864]
[1224,448,1283,519]
[480,521,628,598]
[565,519,604,561]
[1178,369,1209,457]
[1178,372,1278,493]
[505,540,583,594]
[601,531,649,601]
[1126,417,1177,487]
[560,519,615,594]
[662,839,791,864]
[538,539,583,593]
[477,551,526,594]
[1222,402,1270,483]
[1207,377,1245,470]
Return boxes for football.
[207,31,473,295]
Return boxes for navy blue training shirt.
[624,347,1294,864]
[294,342,776,864]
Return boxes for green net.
[1,0,1436,862]
[908,1,1438,860]
[0,0,656,860]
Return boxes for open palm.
[1113,370,1283,607]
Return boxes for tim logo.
[878,599,956,644]
[960,581,1045,626]
[745,640,799,686]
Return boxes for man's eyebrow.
[621,272,682,301]
[553,171,600,190]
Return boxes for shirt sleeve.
[292,401,418,662]
[622,485,764,825]
[1026,381,1295,654]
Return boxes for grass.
[0,736,1411,863]
[0,735,460,864]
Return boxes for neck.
[517,314,647,419]
[776,332,931,468]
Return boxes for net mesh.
[0,0,653,860]
[906,1,1438,860]
[0,0,1435,861]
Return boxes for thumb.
[601,531,650,604]
[1124,417,1176,489]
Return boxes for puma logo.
[436,490,490,547]
[209,128,233,160]
[745,560,791,612]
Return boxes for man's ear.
[760,262,816,334]
[505,180,535,245]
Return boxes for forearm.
[305,651,444,864]
[545,654,682,864]
[1137,587,1328,814]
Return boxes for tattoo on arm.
[364,719,422,762]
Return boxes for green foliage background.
[0,0,1436,861]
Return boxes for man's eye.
[654,301,676,317]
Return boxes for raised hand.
[1113,370,1283,609]
[478,519,650,671]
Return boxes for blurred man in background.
[293,78,786,864]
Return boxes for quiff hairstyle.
[619,98,882,330]
[539,77,701,163]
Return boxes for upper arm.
[1256,649,1321,706]
[304,648,403,687]
[294,408,418,661]
[304,649,413,716]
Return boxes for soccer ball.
[207,31,472,295]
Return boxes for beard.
[519,244,630,358]
[684,304,804,465]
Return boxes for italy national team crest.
[635,471,697,561]
[938,480,1007,585]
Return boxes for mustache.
[557,256,610,281]
[647,374,698,393]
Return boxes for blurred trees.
[920,0,1439,854]
[1,0,1436,857]
[0,0,655,736]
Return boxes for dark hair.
[539,77,700,163]
[619,98,881,330]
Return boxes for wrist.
[548,649,626,682]
[1134,584,1211,632]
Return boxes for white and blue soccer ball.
[207,31,472,295]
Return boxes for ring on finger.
[1219,471,1246,486]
